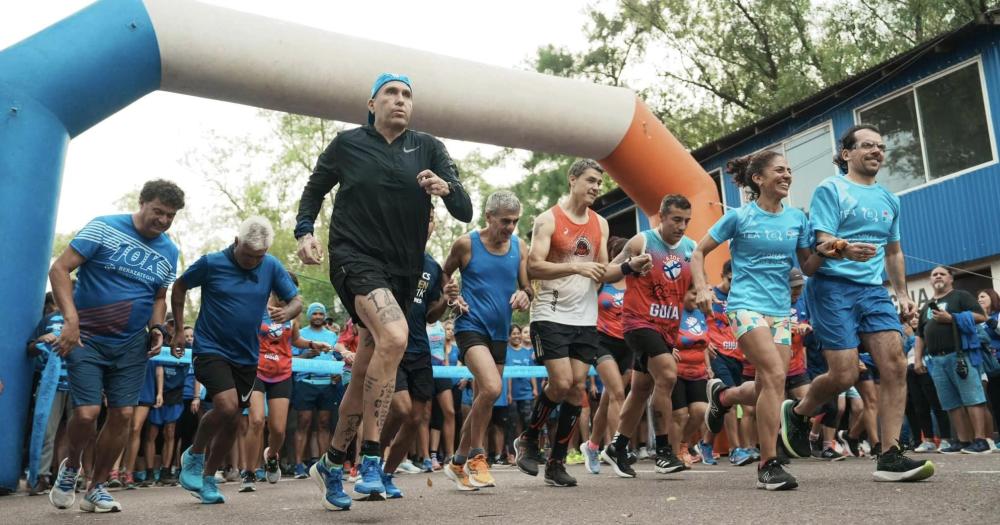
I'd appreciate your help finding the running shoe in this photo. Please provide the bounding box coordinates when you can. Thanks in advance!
[626,447,639,465]
[156,467,174,487]
[600,443,636,478]
[514,436,541,476]
[106,470,122,489]
[422,458,434,472]
[779,399,812,458]
[354,456,386,497]
[198,475,226,504]
[309,461,352,510]
[938,441,966,454]
[465,454,496,487]
[80,483,122,512]
[494,455,512,467]
[397,458,423,475]
[961,438,992,454]
[756,458,798,491]
[180,447,205,492]
[294,463,308,479]
[124,471,137,490]
[565,449,585,465]
[580,443,601,474]
[139,469,155,488]
[76,469,87,492]
[775,442,791,465]
[687,442,702,464]
[873,446,935,482]
[729,447,753,466]
[346,465,360,483]
[987,438,997,451]
[816,447,847,461]
[223,466,240,483]
[747,447,761,462]
[544,459,577,487]
[699,441,718,465]
[263,447,281,484]
[239,470,257,492]
[705,379,730,434]
[913,441,937,453]
[49,458,79,509]
[382,472,403,498]
[678,443,694,468]
[443,461,479,491]
[637,446,651,461]
[836,430,852,456]
[431,455,442,471]
[654,445,688,474]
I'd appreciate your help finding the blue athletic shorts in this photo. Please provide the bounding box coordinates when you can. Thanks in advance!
[292,381,340,412]
[148,403,184,426]
[806,274,901,350]
[928,353,986,411]
[710,353,744,388]
[65,330,149,408]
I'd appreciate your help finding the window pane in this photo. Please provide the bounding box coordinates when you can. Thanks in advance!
[916,64,993,178]
[859,93,926,193]
[785,126,835,211]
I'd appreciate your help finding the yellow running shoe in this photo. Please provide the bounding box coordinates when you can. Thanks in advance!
[465,454,496,488]
[443,461,479,491]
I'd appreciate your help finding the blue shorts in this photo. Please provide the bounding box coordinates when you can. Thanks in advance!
[65,331,149,408]
[710,353,745,388]
[292,381,340,412]
[148,403,184,426]
[928,353,986,411]
[806,274,902,351]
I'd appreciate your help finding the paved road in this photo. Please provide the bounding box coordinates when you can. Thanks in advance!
[5,453,998,524]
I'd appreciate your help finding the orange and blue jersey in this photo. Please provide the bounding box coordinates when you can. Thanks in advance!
[257,315,293,383]
[622,230,695,344]
[597,282,625,340]
[677,308,709,380]
[707,286,741,360]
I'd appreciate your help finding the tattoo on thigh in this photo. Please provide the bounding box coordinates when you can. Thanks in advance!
[366,289,405,326]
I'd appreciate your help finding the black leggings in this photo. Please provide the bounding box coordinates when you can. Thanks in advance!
[176,400,201,457]
[906,365,951,440]
[987,371,1000,433]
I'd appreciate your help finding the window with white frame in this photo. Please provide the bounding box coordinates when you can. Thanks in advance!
[857,59,995,193]
[733,123,837,211]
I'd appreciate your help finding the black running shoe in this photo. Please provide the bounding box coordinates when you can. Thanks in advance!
[544,460,577,487]
[873,446,935,482]
[654,446,688,474]
[600,443,636,478]
[705,379,730,434]
[514,436,541,477]
[779,399,811,459]
[816,448,846,461]
[756,458,798,491]
[775,442,791,465]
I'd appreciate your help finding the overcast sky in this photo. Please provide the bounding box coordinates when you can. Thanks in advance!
[2,1,592,233]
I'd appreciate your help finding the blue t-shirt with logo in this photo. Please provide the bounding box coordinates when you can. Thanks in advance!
[69,214,179,345]
[505,345,535,401]
[182,250,298,366]
[406,254,444,355]
[296,326,340,383]
[709,202,811,317]
[162,361,187,393]
[809,175,901,286]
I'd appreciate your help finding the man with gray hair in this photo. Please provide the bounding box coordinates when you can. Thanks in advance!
[171,216,302,504]
[442,190,531,490]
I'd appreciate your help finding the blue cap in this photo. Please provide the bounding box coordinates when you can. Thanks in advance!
[307,302,327,318]
[368,72,411,125]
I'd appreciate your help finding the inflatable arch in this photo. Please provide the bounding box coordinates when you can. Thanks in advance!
[0,0,723,489]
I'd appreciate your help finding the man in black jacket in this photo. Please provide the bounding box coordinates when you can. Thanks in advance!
[295,73,472,509]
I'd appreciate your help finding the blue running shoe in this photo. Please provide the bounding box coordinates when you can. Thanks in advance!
[180,447,205,492]
[255,468,266,481]
[198,475,225,504]
[730,447,753,466]
[80,483,121,513]
[382,472,403,498]
[580,442,600,474]
[355,456,386,497]
[422,458,433,473]
[700,441,718,465]
[747,447,761,462]
[294,463,308,479]
[310,461,352,510]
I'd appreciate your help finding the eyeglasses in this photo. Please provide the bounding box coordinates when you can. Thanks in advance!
[852,141,887,152]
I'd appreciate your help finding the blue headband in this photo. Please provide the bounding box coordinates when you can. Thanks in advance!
[368,72,412,125]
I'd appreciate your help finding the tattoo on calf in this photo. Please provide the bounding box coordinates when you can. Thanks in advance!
[337,413,363,450]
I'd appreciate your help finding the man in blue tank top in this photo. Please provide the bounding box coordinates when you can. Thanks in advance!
[442,191,531,491]
[47,180,184,513]
[780,125,934,483]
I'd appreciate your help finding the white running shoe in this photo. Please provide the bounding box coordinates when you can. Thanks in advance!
[913,441,937,453]
[637,446,651,461]
[262,447,282,484]
[79,484,121,513]
[49,458,79,509]
[397,458,423,475]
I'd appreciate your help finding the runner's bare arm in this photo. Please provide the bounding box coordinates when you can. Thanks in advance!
[49,247,86,355]
[169,278,190,358]
[294,139,343,263]
[601,229,651,282]
[885,241,915,319]
[691,233,721,315]
[426,273,450,323]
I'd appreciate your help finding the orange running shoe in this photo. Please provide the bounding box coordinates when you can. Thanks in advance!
[465,454,496,487]
[678,442,694,468]
[443,461,479,491]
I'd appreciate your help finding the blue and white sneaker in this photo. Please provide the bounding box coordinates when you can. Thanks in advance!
[80,483,121,513]
[294,463,309,479]
[382,471,403,498]
[747,447,761,462]
[421,458,433,473]
[179,447,205,492]
[699,441,718,465]
[580,442,601,474]
[729,447,753,466]
[198,475,225,504]
[355,456,386,498]
[49,458,79,509]
[309,461,352,510]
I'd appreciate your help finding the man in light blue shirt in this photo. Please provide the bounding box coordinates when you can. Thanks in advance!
[780,125,933,483]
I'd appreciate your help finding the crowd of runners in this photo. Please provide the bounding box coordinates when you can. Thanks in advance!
[17,72,1000,513]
